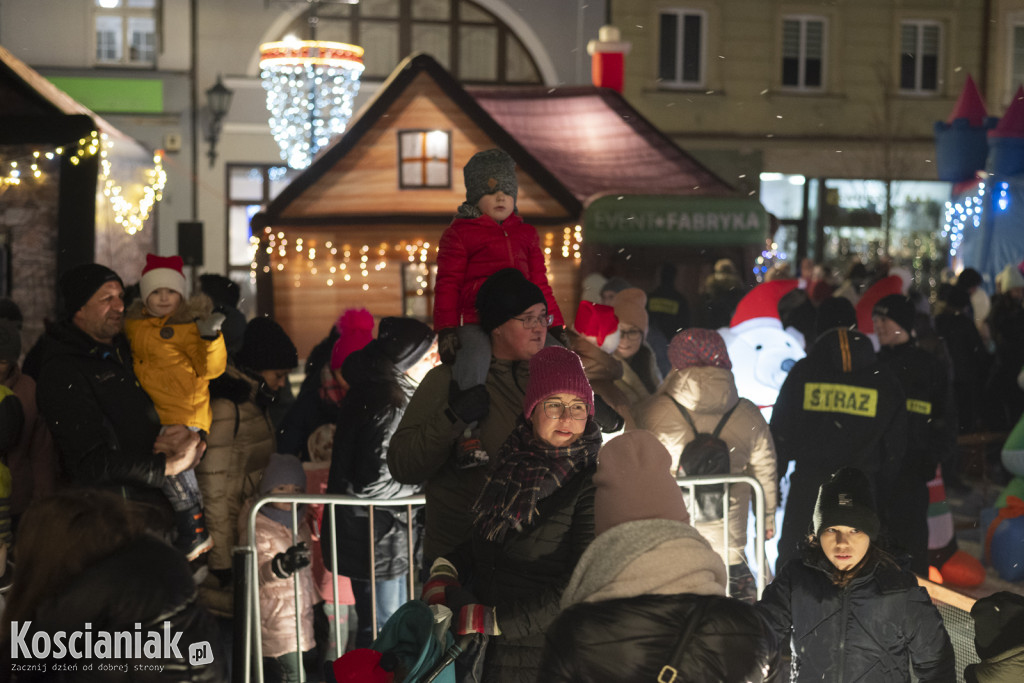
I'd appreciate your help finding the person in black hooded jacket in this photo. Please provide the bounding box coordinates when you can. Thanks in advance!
[770,327,907,570]
[538,430,779,683]
[321,316,437,648]
[757,467,954,683]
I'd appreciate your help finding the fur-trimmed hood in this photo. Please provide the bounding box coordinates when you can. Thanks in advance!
[126,292,214,324]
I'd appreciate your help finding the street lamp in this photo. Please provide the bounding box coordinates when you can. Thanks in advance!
[205,75,233,168]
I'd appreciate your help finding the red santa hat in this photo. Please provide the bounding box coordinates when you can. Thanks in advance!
[572,300,620,353]
[140,253,187,302]
[855,275,904,334]
[729,279,799,332]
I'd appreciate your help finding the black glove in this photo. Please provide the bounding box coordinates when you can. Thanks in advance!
[271,542,311,578]
[592,394,625,433]
[548,325,569,348]
[447,384,490,425]
[438,327,461,365]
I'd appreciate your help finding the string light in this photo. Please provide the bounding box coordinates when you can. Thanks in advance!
[1,130,166,235]
[259,40,365,169]
[943,181,985,257]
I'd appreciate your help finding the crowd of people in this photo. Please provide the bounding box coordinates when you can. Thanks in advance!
[0,146,1022,682]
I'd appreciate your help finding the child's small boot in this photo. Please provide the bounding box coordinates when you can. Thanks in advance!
[455,426,489,469]
[176,505,214,562]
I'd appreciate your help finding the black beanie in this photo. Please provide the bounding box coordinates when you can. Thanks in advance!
[236,316,298,371]
[872,294,915,336]
[377,317,436,371]
[815,296,857,340]
[813,467,880,540]
[59,264,124,320]
[475,268,546,333]
[970,591,1024,660]
[199,273,241,309]
[464,148,518,207]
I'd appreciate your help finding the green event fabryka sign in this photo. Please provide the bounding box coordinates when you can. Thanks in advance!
[583,194,768,247]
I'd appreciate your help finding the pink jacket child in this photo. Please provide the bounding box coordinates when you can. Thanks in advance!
[252,453,317,667]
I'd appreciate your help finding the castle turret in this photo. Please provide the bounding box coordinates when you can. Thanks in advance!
[934,75,997,181]
[988,86,1024,177]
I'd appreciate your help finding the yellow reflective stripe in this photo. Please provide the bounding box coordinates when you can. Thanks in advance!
[906,398,932,415]
[838,328,852,372]
[648,298,679,315]
[803,382,879,417]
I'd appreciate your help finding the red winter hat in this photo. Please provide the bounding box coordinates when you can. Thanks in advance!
[668,328,732,371]
[573,300,620,351]
[140,253,186,302]
[729,279,798,330]
[330,308,375,370]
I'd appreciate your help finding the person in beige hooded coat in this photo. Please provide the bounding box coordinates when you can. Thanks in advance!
[639,328,778,602]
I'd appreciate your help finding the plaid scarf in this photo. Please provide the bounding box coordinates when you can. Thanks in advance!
[472,416,601,542]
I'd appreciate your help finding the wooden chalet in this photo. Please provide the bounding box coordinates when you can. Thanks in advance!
[255,53,761,357]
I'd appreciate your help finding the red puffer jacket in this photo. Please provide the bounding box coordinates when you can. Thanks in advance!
[433,213,564,330]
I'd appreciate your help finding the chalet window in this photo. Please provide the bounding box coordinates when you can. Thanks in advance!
[94,0,157,67]
[781,16,825,90]
[900,21,941,93]
[658,9,705,88]
[226,164,300,269]
[398,130,452,188]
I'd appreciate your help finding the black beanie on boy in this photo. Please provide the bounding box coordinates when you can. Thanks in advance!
[812,467,880,540]
[475,268,546,334]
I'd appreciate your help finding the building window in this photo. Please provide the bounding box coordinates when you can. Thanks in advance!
[781,16,825,90]
[94,0,157,66]
[279,0,541,84]
[900,21,941,93]
[1011,23,1024,95]
[398,130,451,188]
[226,165,301,269]
[658,9,705,87]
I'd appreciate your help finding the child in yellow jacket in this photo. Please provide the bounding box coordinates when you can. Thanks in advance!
[124,253,228,560]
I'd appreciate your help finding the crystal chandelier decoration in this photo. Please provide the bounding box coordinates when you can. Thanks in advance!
[259,39,364,169]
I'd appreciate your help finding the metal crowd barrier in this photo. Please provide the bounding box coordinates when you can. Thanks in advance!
[236,480,769,682]
[238,493,426,683]
[675,473,769,599]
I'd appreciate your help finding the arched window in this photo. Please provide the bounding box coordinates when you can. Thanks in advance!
[276,0,542,84]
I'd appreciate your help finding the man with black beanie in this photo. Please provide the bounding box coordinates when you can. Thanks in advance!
[34,263,203,531]
[389,269,549,565]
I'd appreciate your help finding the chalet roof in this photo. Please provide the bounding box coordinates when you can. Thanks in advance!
[468,85,736,201]
[0,43,148,153]
[262,53,736,223]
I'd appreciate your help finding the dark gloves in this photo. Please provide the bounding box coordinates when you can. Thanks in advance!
[422,558,460,606]
[438,327,461,365]
[444,585,500,635]
[195,312,226,340]
[447,384,490,425]
[548,325,569,348]
[592,394,625,433]
[271,542,311,579]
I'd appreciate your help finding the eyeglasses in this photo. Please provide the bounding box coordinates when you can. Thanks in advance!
[512,313,553,330]
[542,401,589,420]
[620,328,643,340]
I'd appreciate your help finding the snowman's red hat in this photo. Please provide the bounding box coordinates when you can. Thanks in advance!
[729,279,799,332]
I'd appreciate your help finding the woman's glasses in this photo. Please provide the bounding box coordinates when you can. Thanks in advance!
[512,313,554,329]
[619,327,643,340]
[542,401,589,420]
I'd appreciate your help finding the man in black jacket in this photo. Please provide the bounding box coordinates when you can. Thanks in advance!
[35,264,202,527]
[770,326,908,570]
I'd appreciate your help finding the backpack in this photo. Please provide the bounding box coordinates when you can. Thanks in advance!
[670,398,738,523]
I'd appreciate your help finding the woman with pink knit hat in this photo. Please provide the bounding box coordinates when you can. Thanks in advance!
[421,345,601,683]
[639,327,778,603]
[538,430,780,682]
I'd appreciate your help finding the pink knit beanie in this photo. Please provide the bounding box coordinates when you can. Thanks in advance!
[330,308,375,371]
[667,328,732,371]
[593,431,690,536]
[523,346,594,420]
